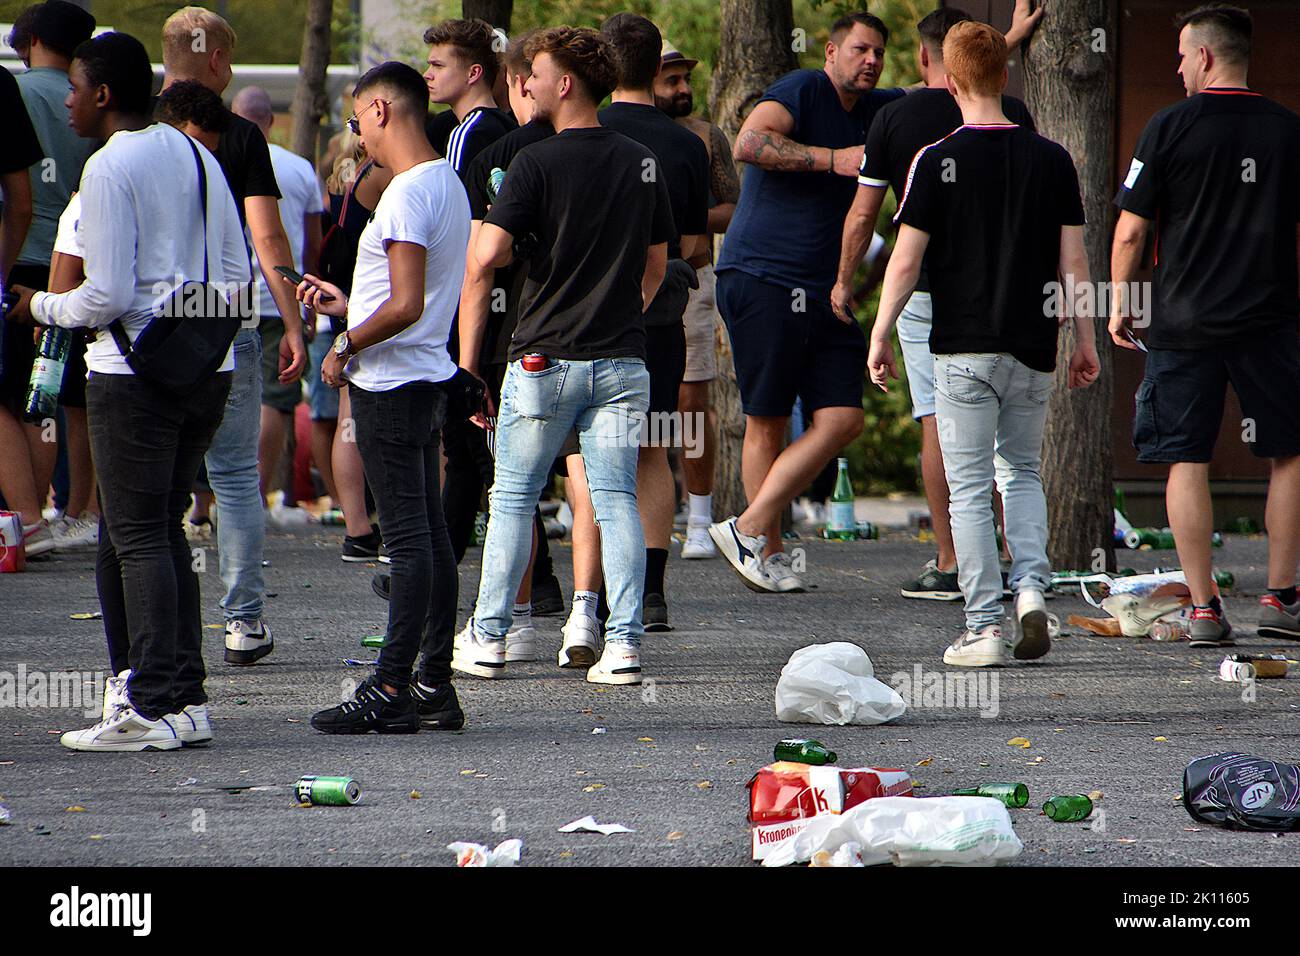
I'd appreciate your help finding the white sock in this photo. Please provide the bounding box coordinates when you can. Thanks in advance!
[572,591,598,620]
[688,493,712,524]
[512,602,532,626]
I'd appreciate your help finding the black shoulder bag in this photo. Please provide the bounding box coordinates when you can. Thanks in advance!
[109,132,246,394]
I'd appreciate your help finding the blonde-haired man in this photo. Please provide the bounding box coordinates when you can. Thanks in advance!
[867,20,1099,668]
[161,5,307,667]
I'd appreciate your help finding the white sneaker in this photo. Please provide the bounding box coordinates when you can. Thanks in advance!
[267,502,311,530]
[225,618,274,666]
[586,641,642,685]
[169,703,213,746]
[942,624,1008,668]
[681,520,717,559]
[102,669,131,722]
[709,517,778,593]
[21,520,55,558]
[506,618,539,662]
[52,513,99,550]
[764,552,805,593]
[1013,589,1051,660]
[60,707,183,752]
[451,623,506,679]
[559,614,600,669]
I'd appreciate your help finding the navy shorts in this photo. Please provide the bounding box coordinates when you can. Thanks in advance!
[1134,328,1300,463]
[715,270,866,417]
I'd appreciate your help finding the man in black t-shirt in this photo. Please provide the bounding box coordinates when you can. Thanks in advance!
[422,19,517,177]
[836,6,1038,604]
[452,27,672,688]
[1111,4,1300,646]
[160,6,304,667]
[869,21,1099,669]
[592,13,709,633]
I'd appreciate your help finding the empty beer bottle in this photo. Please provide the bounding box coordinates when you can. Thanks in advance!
[1043,794,1093,822]
[774,738,837,765]
[23,326,71,423]
[825,458,856,540]
[952,782,1029,808]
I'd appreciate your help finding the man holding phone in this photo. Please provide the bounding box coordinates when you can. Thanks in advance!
[294,61,471,734]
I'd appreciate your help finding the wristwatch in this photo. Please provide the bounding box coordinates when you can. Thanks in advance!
[332,331,352,357]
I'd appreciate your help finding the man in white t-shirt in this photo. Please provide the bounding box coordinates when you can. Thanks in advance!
[230,86,327,518]
[294,62,471,735]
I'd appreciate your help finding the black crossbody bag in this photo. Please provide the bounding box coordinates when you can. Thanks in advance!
[109,132,246,394]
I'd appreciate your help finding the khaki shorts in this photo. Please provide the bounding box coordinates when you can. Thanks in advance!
[682,263,719,383]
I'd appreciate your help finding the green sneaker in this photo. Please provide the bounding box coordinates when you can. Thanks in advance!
[901,559,962,601]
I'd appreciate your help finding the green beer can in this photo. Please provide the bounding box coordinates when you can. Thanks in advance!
[296,775,361,806]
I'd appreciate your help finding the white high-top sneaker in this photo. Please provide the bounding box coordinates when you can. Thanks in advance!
[559,613,600,669]
[586,641,642,685]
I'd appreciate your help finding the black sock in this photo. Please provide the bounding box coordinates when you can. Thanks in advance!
[645,548,668,597]
[1270,586,1298,606]
[1196,596,1224,616]
[596,584,610,624]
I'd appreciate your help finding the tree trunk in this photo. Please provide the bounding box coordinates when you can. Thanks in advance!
[1021,0,1117,571]
[707,0,797,520]
[290,0,333,161]
[463,0,512,31]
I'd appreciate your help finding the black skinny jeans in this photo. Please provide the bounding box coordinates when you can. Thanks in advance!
[349,381,457,688]
[88,371,231,720]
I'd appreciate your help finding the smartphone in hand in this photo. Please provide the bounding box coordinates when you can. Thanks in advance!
[274,265,335,302]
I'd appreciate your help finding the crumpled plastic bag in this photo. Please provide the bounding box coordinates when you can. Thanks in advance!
[763,796,1023,868]
[775,642,906,726]
[447,838,523,867]
[1081,571,1194,637]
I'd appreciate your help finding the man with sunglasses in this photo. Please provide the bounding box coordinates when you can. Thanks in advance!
[296,62,472,734]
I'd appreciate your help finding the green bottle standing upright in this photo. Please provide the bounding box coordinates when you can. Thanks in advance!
[952,782,1029,808]
[1043,794,1093,822]
[774,738,837,765]
[826,458,856,540]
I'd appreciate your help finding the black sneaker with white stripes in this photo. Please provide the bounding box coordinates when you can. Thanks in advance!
[411,680,465,731]
[309,674,419,734]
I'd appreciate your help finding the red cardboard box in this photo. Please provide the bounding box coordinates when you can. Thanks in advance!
[747,761,913,860]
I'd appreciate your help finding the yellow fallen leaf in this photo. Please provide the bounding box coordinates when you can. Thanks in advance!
[1153,736,1168,742]
[460,769,476,775]
[583,784,605,793]
[1088,790,1104,802]
[1007,737,1031,749]
[978,762,990,767]
[666,831,685,840]
[66,805,86,812]
[559,850,573,858]
[638,737,654,743]
[409,791,421,800]
[697,780,712,789]
[915,757,933,767]
[88,834,103,840]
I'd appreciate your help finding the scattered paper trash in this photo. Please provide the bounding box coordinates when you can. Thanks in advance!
[774,642,906,726]
[591,728,606,735]
[748,761,912,861]
[559,815,634,835]
[0,805,11,825]
[69,611,102,621]
[762,796,1023,868]
[448,838,523,867]
[1183,752,1300,831]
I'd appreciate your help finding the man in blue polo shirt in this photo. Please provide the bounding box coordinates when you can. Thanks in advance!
[710,12,904,594]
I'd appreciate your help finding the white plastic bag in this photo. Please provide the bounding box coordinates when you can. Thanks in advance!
[774,642,906,726]
[447,838,522,867]
[763,796,1023,868]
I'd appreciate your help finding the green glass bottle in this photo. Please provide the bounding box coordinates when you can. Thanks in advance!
[952,782,1029,808]
[774,738,837,765]
[361,633,387,649]
[1043,794,1093,822]
[825,458,856,540]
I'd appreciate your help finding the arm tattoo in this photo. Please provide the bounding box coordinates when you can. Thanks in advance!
[735,127,821,172]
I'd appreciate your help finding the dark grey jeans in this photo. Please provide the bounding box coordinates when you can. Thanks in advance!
[87,371,231,719]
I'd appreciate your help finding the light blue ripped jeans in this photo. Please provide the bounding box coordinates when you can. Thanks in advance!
[473,357,650,645]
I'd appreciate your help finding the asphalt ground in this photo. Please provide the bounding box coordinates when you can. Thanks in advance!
[1,522,1296,867]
